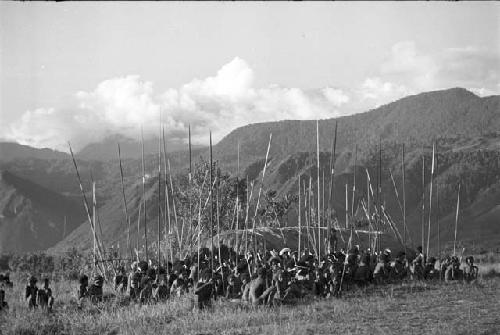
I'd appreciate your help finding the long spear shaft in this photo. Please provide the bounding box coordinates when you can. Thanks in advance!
[402,143,407,255]
[252,133,272,261]
[426,142,435,257]
[93,182,97,266]
[168,160,180,256]
[209,131,214,272]
[188,124,192,258]
[118,144,132,259]
[327,121,338,252]
[378,138,382,254]
[436,150,440,259]
[298,174,301,256]
[162,127,173,267]
[316,121,321,257]
[196,170,209,281]
[453,183,461,256]
[352,145,357,218]
[157,114,162,266]
[141,127,148,261]
[421,153,425,252]
[235,141,240,263]
[136,198,141,259]
[68,144,105,274]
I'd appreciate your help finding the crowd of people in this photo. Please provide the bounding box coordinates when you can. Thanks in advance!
[0,241,480,313]
[76,243,479,310]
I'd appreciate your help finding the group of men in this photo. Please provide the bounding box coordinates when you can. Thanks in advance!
[0,243,480,313]
[76,243,479,310]
[0,273,54,312]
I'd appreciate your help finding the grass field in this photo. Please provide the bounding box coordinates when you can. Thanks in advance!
[1,273,499,335]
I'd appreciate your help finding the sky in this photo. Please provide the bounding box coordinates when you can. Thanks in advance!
[1,2,499,151]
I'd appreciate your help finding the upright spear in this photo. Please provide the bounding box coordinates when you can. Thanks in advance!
[157,115,162,266]
[453,183,461,256]
[235,141,240,263]
[402,143,407,255]
[378,137,382,254]
[426,142,435,257]
[436,151,440,259]
[209,131,214,272]
[345,183,349,238]
[421,152,426,252]
[118,143,131,259]
[298,174,301,257]
[141,127,148,261]
[188,124,193,258]
[316,121,321,257]
[162,127,173,267]
[252,133,273,258]
[327,121,338,252]
[352,145,357,218]
[68,143,104,273]
[92,181,97,266]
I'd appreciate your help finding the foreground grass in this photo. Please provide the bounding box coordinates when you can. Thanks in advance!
[1,276,499,335]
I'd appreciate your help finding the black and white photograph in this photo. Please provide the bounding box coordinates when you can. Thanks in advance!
[0,2,499,334]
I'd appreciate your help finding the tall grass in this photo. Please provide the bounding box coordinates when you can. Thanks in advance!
[1,274,499,335]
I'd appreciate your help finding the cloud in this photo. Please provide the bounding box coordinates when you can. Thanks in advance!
[4,45,498,151]
[372,41,499,96]
[4,58,349,151]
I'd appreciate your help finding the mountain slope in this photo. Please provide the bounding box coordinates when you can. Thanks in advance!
[0,142,69,163]
[0,171,86,253]
[3,88,498,255]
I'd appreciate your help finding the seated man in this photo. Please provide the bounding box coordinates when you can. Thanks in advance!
[249,267,275,306]
[412,246,425,280]
[194,269,213,310]
[88,274,104,303]
[114,266,128,293]
[463,256,478,282]
[25,276,38,309]
[225,273,243,299]
[37,278,54,312]
[393,252,408,280]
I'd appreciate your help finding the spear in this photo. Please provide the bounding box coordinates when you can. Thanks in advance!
[377,137,382,254]
[453,183,461,256]
[402,143,407,255]
[316,120,321,257]
[421,152,426,253]
[68,143,105,274]
[93,181,97,266]
[157,113,162,266]
[118,144,132,259]
[136,197,141,260]
[426,142,435,257]
[141,127,148,261]
[345,183,349,240]
[209,131,214,272]
[303,179,311,253]
[252,133,272,261]
[298,174,301,257]
[351,145,357,219]
[327,121,338,253]
[188,124,193,258]
[168,159,180,256]
[196,170,209,281]
[235,141,240,264]
[436,151,440,259]
[162,127,173,267]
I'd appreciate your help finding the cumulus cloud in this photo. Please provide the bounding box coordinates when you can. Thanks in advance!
[369,41,499,99]
[4,45,498,151]
[4,58,349,151]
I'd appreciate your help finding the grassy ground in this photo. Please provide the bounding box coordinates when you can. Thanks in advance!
[1,274,499,335]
